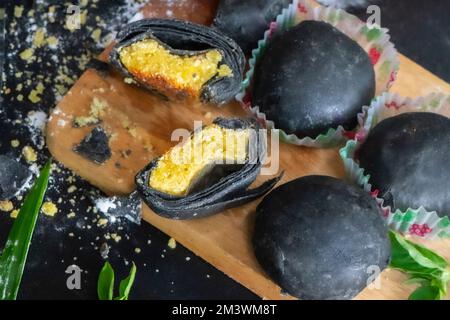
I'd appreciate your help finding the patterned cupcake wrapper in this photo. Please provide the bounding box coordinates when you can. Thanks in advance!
[340,92,450,239]
[235,0,399,148]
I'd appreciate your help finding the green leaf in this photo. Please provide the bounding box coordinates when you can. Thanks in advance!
[404,276,431,287]
[409,285,441,300]
[408,242,448,270]
[117,262,136,300]
[389,231,446,274]
[389,231,450,300]
[97,262,137,300]
[97,262,115,300]
[0,161,52,300]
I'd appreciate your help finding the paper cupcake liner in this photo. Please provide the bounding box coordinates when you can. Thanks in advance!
[340,92,450,239]
[236,0,399,148]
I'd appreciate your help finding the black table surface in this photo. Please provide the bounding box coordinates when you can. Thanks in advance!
[0,0,449,300]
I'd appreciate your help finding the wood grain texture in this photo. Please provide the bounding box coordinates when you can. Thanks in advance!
[46,0,450,300]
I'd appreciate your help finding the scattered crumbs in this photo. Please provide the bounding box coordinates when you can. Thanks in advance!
[134,247,141,254]
[47,36,59,47]
[167,238,177,250]
[91,28,102,42]
[67,185,77,193]
[120,149,132,159]
[92,87,105,93]
[14,5,24,18]
[144,142,154,152]
[68,232,75,237]
[11,139,20,148]
[111,233,122,243]
[10,210,19,219]
[124,77,135,84]
[128,127,138,138]
[204,112,212,119]
[41,201,58,217]
[48,5,56,22]
[73,97,108,127]
[33,28,46,48]
[20,48,35,62]
[22,146,38,163]
[17,94,24,101]
[28,82,45,103]
[121,116,140,138]
[0,200,14,212]
[97,218,108,227]
[67,212,76,219]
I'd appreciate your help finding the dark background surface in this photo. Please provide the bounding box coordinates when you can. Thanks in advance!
[0,0,449,300]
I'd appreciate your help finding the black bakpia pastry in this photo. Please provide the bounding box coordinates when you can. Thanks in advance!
[358,112,450,217]
[109,19,245,104]
[213,0,291,54]
[136,118,282,219]
[252,20,375,139]
[253,175,390,300]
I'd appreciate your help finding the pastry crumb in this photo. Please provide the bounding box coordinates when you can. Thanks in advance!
[28,82,45,103]
[167,238,177,249]
[22,146,38,163]
[97,218,108,227]
[0,200,14,212]
[41,201,58,217]
[11,139,20,148]
[111,233,122,243]
[20,48,35,62]
[73,97,108,127]
[10,209,20,219]
[14,5,24,18]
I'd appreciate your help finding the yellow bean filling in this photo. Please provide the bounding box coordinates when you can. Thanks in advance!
[149,124,250,196]
[118,38,233,97]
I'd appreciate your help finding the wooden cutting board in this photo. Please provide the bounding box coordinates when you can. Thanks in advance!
[46,0,450,300]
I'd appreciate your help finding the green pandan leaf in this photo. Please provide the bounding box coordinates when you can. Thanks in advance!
[117,262,136,300]
[409,285,441,300]
[0,161,52,300]
[98,262,137,300]
[98,262,115,300]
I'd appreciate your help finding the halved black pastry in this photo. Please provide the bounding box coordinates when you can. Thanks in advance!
[109,19,245,104]
[135,118,282,219]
